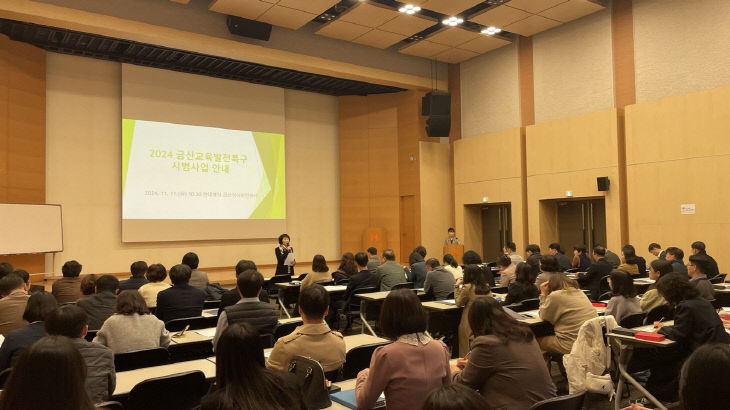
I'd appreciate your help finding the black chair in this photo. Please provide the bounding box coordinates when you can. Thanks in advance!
[520,298,540,311]
[529,390,586,410]
[710,273,727,284]
[168,340,213,363]
[445,291,455,299]
[619,312,647,328]
[341,341,391,380]
[338,279,350,285]
[503,302,527,312]
[711,299,722,310]
[165,316,217,332]
[645,304,673,325]
[599,275,611,294]
[203,300,221,309]
[344,286,379,330]
[85,329,98,342]
[264,274,292,300]
[565,268,579,273]
[28,284,45,294]
[0,368,11,389]
[260,333,275,348]
[273,321,301,341]
[127,370,208,410]
[490,286,508,294]
[391,282,414,290]
[114,347,170,372]
[96,402,124,410]
[713,291,730,308]
[598,291,612,301]
[296,273,308,281]
[316,280,335,286]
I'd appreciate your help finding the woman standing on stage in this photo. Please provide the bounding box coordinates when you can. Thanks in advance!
[275,233,296,276]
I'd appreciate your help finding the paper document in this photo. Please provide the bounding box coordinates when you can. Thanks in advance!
[195,328,217,337]
[284,251,295,266]
[439,299,456,305]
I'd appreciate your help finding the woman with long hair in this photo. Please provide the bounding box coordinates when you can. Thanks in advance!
[0,335,96,410]
[618,244,647,276]
[454,264,492,357]
[443,253,463,280]
[640,258,672,312]
[605,269,641,323]
[201,322,304,410]
[503,262,539,305]
[332,252,357,284]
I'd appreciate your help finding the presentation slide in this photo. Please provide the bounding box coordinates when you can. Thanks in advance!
[122,119,285,220]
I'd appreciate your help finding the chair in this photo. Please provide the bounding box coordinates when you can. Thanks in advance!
[619,312,647,328]
[503,302,527,312]
[710,273,727,284]
[490,286,508,294]
[342,341,392,380]
[316,280,334,286]
[264,274,292,300]
[645,304,673,325]
[165,316,217,332]
[126,370,208,410]
[598,291,612,301]
[114,347,170,372]
[28,284,45,293]
[445,291,455,299]
[344,286,378,330]
[529,390,586,410]
[713,291,730,308]
[599,275,611,294]
[85,329,98,342]
[273,320,300,340]
[168,340,213,363]
[0,368,11,389]
[391,282,414,290]
[296,273,308,281]
[565,268,579,273]
[96,401,124,410]
[203,300,221,309]
[260,333,275,348]
[520,298,540,311]
[338,279,349,285]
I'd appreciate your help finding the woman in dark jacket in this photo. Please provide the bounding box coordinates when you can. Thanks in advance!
[504,263,539,306]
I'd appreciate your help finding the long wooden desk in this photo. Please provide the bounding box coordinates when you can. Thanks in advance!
[275,282,348,318]
[358,289,426,336]
[169,317,304,345]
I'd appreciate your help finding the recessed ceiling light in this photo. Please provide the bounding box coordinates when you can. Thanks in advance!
[442,16,464,26]
[398,4,422,15]
[481,26,502,35]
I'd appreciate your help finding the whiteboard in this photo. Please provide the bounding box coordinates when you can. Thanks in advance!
[0,203,63,255]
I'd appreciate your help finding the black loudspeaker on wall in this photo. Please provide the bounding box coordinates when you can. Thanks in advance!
[597,177,610,191]
[422,91,451,137]
[226,15,272,41]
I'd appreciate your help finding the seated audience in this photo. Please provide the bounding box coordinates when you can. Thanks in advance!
[0,292,57,370]
[0,336,96,410]
[452,297,555,409]
[267,284,345,373]
[679,343,730,410]
[525,244,542,280]
[503,241,524,265]
[201,323,305,410]
[155,263,207,322]
[577,246,613,301]
[327,252,379,328]
[79,274,96,299]
[137,263,170,308]
[94,290,170,353]
[463,250,495,287]
[422,384,492,410]
[367,247,381,274]
[648,242,665,259]
[407,246,427,288]
[118,260,149,291]
[603,247,621,268]
[0,262,14,279]
[443,253,463,280]
[51,260,83,304]
[628,273,730,402]
[618,244,647,276]
[640,259,673,312]
[77,274,119,330]
[376,249,407,291]
[665,246,688,275]
[300,254,332,288]
[548,243,571,272]
[572,245,592,271]
[496,255,516,287]
[425,258,456,300]
[687,254,715,300]
[534,255,561,288]
[504,262,540,305]
[213,269,278,350]
[455,265,492,357]
[537,274,597,355]
[690,241,719,279]
[11,269,30,291]
[356,289,451,410]
[218,260,268,315]
[45,305,115,404]
[0,273,30,335]
[182,251,209,290]
[332,252,357,284]
[605,269,641,323]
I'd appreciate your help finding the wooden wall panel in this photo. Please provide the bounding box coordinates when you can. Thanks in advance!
[612,0,636,108]
[518,36,535,127]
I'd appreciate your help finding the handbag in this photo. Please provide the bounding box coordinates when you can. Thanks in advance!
[288,355,331,409]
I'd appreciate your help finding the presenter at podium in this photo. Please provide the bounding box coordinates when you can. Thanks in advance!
[444,227,461,245]
[275,233,296,276]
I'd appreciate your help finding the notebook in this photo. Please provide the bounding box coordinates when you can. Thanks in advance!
[330,389,385,409]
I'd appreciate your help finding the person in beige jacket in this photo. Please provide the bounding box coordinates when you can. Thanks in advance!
[266,284,345,373]
[300,254,333,289]
[537,273,597,355]
[455,265,492,357]
[640,259,673,313]
[0,274,30,336]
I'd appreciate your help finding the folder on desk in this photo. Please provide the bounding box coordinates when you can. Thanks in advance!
[330,389,385,409]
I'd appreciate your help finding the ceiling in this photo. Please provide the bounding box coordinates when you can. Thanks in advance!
[196,0,606,64]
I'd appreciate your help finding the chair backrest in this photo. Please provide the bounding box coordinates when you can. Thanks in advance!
[619,312,647,328]
[296,273,308,281]
[203,300,221,309]
[260,333,275,348]
[85,329,98,342]
[127,370,208,410]
[710,274,726,284]
[520,298,540,310]
[391,282,414,290]
[645,304,673,324]
[165,316,217,332]
[96,401,124,410]
[316,280,334,286]
[565,268,579,273]
[114,347,170,372]
[267,275,292,285]
[529,390,586,410]
[348,286,379,311]
[713,291,730,308]
[599,275,611,293]
[342,341,391,380]
[490,286,508,294]
[0,368,11,389]
[168,340,213,363]
[28,284,45,294]
[503,302,526,312]
[338,279,350,285]
[273,321,300,341]
[598,291,612,301]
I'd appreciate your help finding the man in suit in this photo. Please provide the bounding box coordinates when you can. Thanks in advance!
[376,249,407,291]
[648,243,666,260]
[155,264,207,323]
[0,274,30,335]
[665,247,688,276]
[603,248,621,268]
[525,244,542,281]
[367,247,381,275]
[690,241,720,279]
[327,252,380,329]
[424,258,455,300]
[218,259,269,316]
[548,243,572,272]
[77,275,119,330]
[118,260,149,291]
[444,227,460,245]
[577,246,613,301]
[182,252,209,290]
[213,269,278,350]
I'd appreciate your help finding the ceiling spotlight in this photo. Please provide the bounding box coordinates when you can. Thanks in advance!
[481,26,502,35]
[398,4,422,15]
[442,16,464,26]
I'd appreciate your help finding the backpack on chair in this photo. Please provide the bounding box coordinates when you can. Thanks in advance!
[288,355,331,409]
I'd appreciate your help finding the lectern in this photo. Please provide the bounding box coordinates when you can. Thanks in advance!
[443,244,464,264]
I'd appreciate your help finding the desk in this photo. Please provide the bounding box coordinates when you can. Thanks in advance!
[113,358,216,397]
[275,283,348,318]
[169,317,304,345]
[607,322,676,410]
[262,334,390,357]
[358,289,426,336]
[422,301,462,358]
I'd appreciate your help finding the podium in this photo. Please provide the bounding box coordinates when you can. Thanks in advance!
[443,244,464,264]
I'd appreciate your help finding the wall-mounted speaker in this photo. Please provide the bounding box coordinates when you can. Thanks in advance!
[422,91,451,137]
[226,15,272,41]
[597,177,610,191]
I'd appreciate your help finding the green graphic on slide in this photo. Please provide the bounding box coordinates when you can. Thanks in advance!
[121,119,136,195]
[250,132,286,219]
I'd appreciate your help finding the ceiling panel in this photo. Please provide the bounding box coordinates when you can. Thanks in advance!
[339,2,401,28]
[427,27,481,47]
[540,0,605,22]
[504,14,562,36]
[469,5,532,28]
[435,47,479,64]
[378,13,436,37]
[209,0,273,20]
[276,0,338,15]
[258,5,316,30]
[507,0,570,14]
[315,20,372,42]
[352,29,407,49]
[457,35,511,54]
[399,40,450,59]
[421,0,485,16]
